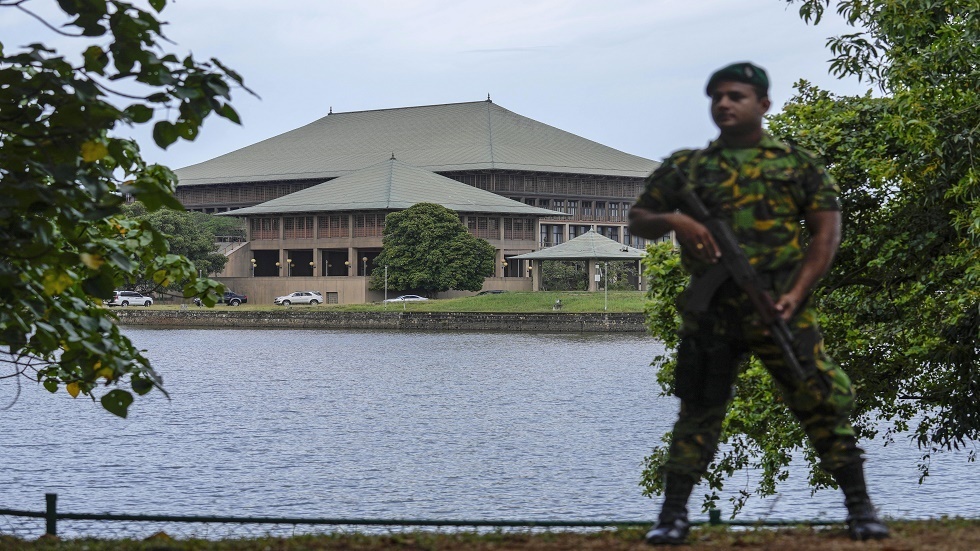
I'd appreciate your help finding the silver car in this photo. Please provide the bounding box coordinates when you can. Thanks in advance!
[105,290,153,307]
[383,295,428,303]
[274,291,321,305]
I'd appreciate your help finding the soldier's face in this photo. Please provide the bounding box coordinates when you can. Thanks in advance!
[709,81,771,136]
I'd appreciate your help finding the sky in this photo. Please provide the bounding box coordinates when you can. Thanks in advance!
[3,0,873,171]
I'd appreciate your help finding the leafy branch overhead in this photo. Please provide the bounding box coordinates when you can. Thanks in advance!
[0,0,253,416]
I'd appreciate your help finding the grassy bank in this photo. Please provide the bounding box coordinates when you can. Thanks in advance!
[3,520,979,550]
[147,291,648,314]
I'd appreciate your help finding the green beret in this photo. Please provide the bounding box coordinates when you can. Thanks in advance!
[705,62,769,96]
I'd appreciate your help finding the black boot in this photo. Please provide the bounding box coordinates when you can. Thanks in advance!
[832,463,890,541]
[645,473,695,546]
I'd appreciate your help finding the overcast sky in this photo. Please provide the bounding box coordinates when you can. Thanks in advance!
[4,0,871,171]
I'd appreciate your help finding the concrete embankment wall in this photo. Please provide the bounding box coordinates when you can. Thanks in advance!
[114,310,648,333]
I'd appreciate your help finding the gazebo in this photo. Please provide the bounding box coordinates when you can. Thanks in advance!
[511,229,647,291]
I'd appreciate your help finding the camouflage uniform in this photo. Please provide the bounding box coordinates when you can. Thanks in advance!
[634,133,865,481]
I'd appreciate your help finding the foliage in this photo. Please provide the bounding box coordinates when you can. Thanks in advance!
[0,0,249,416]
[193,211,246,241]
[540,260,640,292]
[371,203,496,294]
[606,260,642,291]
[121,205,229,280]
[640,0,979,514]
[540,261,588,291]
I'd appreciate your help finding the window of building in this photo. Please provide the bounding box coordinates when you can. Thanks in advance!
[609,202,620,222]
[283,216,314,239]
[566,200,578,218]
[353,213,385,237]
[595,202,606,220]
[551,225,564,246]
[318,214,349,238]
[250,217,280,240]
[504,218,534,240]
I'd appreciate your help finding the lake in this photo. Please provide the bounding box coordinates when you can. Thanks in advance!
[0,328,974,538]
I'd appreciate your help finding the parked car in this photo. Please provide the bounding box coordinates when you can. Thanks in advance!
[383,295,429,303]
[105,290,153,307]
[221,291,248,306]
[274,291,321,305]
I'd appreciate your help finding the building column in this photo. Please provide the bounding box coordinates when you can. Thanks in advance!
[587,259,598,292]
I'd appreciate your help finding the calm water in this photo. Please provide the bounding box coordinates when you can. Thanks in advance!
[0,328,975,535]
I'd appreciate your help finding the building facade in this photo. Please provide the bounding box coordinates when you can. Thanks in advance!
[176,99,660,250]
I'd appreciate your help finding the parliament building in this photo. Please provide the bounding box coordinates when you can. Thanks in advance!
[174,99,659,303]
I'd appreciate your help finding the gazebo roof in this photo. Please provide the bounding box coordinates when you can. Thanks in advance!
[220,157,568,217]
[511,230,646,260]
[176,100,659,186]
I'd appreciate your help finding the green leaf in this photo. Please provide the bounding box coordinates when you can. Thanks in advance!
[217,103,241,125]
[81,270,117,299]
[132,375,155,396]
[152,120,179,148]
[101,389,134,418]
[124,104,154,123]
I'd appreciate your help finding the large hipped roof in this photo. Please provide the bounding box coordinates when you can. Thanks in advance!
[177,100,659,186]
[511,230,645,260]
[221,158,568,217]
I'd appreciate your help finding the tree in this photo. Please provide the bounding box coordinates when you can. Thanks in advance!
[540,261,589,291]
[0,0,250,417]
[122,205,229,281]
[640,0,979,515]
[370,203,496,294]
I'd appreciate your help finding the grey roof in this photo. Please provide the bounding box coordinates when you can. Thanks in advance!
[511,230,645,260]
[176,100,659,186]
[220,158,569,217]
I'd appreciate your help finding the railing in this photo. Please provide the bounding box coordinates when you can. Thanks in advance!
[0,493,847,541]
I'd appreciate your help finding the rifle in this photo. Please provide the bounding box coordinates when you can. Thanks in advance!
[672,166,811,387]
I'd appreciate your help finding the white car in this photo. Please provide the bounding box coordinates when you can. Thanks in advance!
[274,291,321,305]
[105,290,153,307]
[383,295,429,303]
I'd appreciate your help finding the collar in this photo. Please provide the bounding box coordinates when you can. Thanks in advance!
[703,132,792,154]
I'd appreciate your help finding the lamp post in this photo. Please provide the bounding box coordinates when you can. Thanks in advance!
[309,261,315,276]
[344,260,350,275]
[501,259,508,277]
[362,256,368,277]
[286,257,293,277]
[250,258,256,277]
[275,261,281,275]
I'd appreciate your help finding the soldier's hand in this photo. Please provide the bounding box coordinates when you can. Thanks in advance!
[673,215,721,263]
[774,291,803,321]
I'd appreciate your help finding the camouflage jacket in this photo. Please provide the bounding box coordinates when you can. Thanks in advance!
[634,133,840,276]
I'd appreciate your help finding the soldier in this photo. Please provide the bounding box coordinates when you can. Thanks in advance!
[628,62,889,545]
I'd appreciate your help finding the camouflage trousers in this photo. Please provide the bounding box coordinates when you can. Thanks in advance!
[664,279,864,480]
